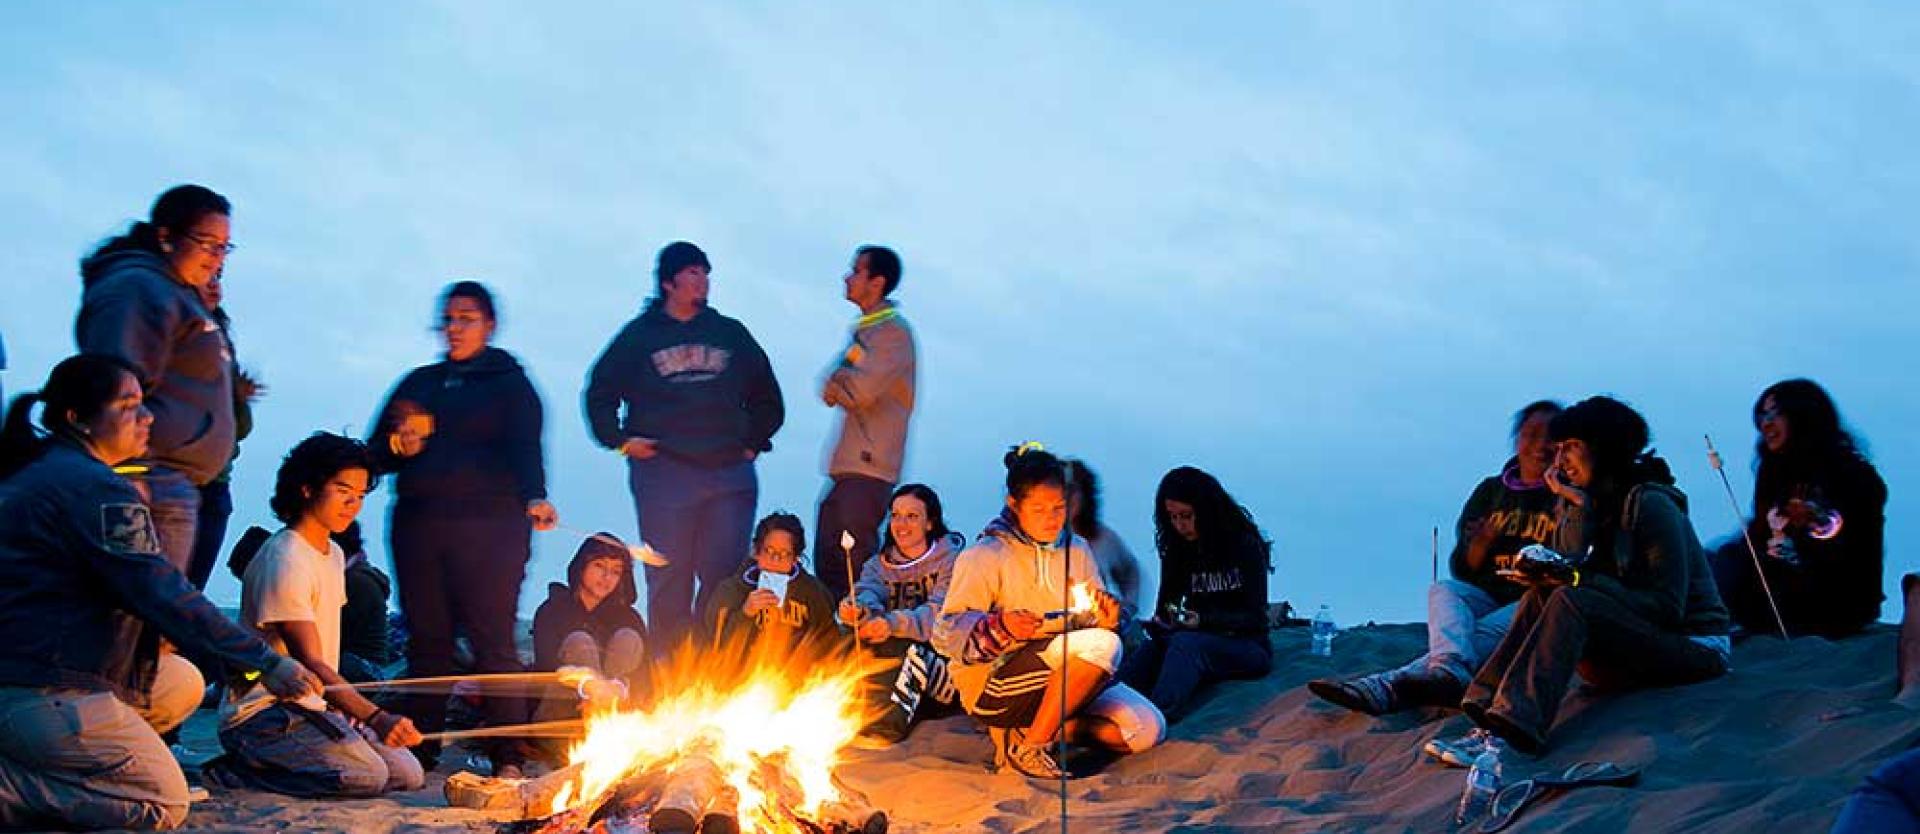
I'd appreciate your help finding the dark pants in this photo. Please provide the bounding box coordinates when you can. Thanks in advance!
[186,480,233,591]
[629,456,758,651]
[128,466,201,575]
[1833,748,1920,834]
[1709,540,1875,639]
[861,638,958,741]
[814,475,893,603]
[1118,629,1271,719]
[1462,585,1727,752]
[390,506,531,766]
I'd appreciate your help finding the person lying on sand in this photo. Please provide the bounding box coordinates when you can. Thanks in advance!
[207,433,425,797]
[1117,466,1274,721]
[935,445,1165,779]
[1311,401,1561,716]
[1436,397,1732,756]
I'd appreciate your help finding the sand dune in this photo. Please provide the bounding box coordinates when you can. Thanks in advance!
[162,623,1907,833]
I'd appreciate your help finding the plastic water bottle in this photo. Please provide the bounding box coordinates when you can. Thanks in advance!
[1310,605,1335,657]
[1454,739,1505,828]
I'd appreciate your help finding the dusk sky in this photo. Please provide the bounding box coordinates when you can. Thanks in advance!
[2,3,1913,626]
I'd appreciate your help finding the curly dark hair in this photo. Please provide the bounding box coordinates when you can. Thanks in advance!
[270,432,377,525]
[1153,466,1272,573]
[753,511,808,563]
[1752,378,1871,514]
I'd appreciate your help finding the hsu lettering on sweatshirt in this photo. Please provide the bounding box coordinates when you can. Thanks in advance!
[651,344,733,381]
[1189,568,1245,595]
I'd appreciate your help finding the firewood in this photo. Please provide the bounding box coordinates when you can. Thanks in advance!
[650,754,727,834]
[700,782,741,834]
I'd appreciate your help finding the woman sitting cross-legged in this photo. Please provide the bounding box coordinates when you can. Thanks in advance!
[934,445,1166,779]
[838,483,966,747]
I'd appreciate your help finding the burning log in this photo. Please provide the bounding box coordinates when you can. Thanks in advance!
[448,763,585,818]
[818,778,887,834]
[700,782,742,834]
[649,754,729,834]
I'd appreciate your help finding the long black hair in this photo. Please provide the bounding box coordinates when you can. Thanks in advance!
[83,184,231,265]
[1153,466,1272,573]
[269,433,378,525]
[1752,378,1870,512]
[1066,459,1103,540]
[879,483,951,555]
[1548,396,1674,527]
[0,354,142,479]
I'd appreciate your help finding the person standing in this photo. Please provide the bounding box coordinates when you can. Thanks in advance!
[185,268,264,591]
[814,245,916,604]
[369,281,557,776]
[584,241,785,649]
[75,184,238,573]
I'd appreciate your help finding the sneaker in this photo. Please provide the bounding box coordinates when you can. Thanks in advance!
[1423,728,1493,768]
[1307,673,1398,716]
[1004,742,1066,779]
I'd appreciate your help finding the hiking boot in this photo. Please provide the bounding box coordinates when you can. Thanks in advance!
[1423,727,1493,768]
[1004,742,1066,779]
[1308,672,1399,716]
[1392,665,1468,709]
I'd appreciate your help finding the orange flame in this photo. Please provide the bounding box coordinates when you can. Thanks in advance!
[1070,581,1096,615]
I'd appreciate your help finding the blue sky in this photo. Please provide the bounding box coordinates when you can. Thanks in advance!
[1,3,1913,625]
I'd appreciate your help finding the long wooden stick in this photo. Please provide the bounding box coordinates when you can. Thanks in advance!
[418,719,586,743]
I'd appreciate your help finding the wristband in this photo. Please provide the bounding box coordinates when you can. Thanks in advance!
[365,707,388,726]
[1570,569,1581,588]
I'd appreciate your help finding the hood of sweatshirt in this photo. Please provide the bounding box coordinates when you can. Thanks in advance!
[561,533,640,610]
[436,345,525,379]
[882,531,966,570]
[979,508,1080,594]
[81,248,178,289]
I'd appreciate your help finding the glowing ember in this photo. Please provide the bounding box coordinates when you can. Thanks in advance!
[547,642,875,833]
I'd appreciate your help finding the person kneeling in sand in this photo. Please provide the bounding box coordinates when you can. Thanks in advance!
[529,534,649,762]
[1432,397,1731,757]
[935,446,1166,779]
[209,433,426,797]
[703,512,840,656]
[839,484,965,747]
[1311,401,1561,716]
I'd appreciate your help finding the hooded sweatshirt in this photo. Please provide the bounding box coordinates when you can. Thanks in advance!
[1450,457,1561,604]
[703,560,837,653]
[1153,531,1272,640]
[822,303,916,483]
[530,537,648,672]
[850,531,964,643]
[75,248,235,485]
[1745,451,1887,632]
[369,346,547,516]
[934,511,1109,712]
[584,302,785,468]
[1552,482,1730,639]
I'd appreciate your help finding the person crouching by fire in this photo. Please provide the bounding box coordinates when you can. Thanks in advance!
[703,512,839,657]
[935,445,1166,779]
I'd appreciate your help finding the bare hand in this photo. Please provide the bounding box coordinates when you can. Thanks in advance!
[1545,468,1587,506]
[1092,590,1123,631]
[526,500,558,532]
[744,589,780,616]
[857,617,891,644]
[620,437,658,459]
[372,712,424,748]
[1002,609,1044,641]
[838,599,866,625]
[1783,498,1825,530]
[261,657,323,701]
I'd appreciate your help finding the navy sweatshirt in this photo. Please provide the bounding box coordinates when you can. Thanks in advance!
[1155,531,1273,641]
[369,347,547,515]
[583,302,784,468]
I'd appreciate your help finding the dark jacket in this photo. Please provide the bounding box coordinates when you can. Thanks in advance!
[1554,482,1730,637]
[1747,452,1888,633]
[369,347,547,516]
[530,539,648,672]
[0,442,279,704]
[341,552,393,665]
[1450,458,1560,604]
[703,561,837,654]
[75,249,235,485]
[1155,531,1272,641]
[584,302,785,468]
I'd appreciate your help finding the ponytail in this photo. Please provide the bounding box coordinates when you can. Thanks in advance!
[0,393,45,480]
[0,355,142,480]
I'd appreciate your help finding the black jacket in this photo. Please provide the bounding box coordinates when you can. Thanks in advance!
[1155,531,1272,641]
[584,302,784,468]
[0,442,279,704]
[341,553,393,664]
[75,249,235,485]
[370,347,547,515]
[530,542,648,672]
[1747,452,1888,633]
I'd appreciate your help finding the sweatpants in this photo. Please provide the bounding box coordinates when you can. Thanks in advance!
[1461,584,1728,752]
[1118,629,1271,718]
[1833,748,1920,834]
[813,475,893,603]
[214,704,423,797]
[390,505,531,766]
[628,456,757,650]
[860,638,958,741]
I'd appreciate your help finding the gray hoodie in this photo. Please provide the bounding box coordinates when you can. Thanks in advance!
[75,249,234,485]
[822,303,915,483]
[850,531,964,643]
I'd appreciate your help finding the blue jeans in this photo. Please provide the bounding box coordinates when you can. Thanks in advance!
[629,455,758,650]
[1118,630,1272,718]
[128,466,200,575]
[216,703,422,798]
[1390,580,1516,677]
[186,480,233,591]
[1833,748,1920,833]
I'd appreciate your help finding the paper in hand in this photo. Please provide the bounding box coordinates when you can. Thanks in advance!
[755,569,792,605]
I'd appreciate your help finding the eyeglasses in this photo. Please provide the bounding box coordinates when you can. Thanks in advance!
[759,549,801,560]
[184,233,237,256]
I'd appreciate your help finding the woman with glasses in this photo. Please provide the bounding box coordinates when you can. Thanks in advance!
[368,281,558,777]
[702,511,838,654]
[75,184,240,574]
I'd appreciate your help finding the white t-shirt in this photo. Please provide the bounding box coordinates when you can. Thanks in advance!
[223,528,345,726]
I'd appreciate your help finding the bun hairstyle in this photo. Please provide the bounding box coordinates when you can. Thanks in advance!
[1004,442,1068,501]
[0,354,142,479]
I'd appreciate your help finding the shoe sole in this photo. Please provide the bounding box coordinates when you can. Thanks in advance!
[1307,680,1388,717]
